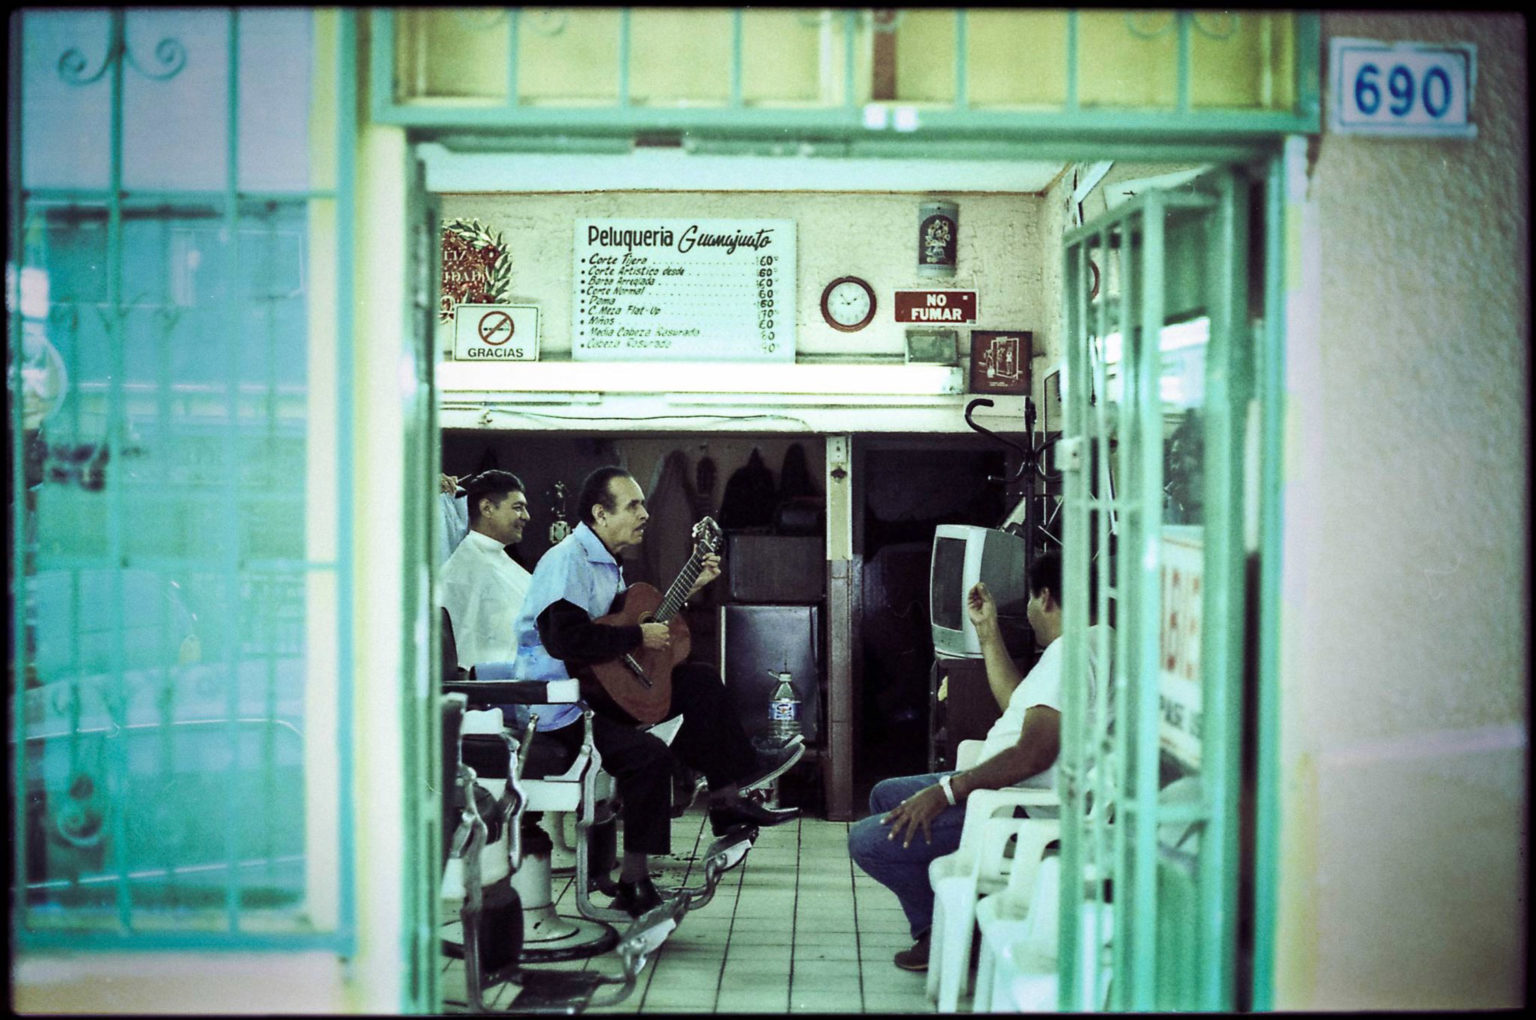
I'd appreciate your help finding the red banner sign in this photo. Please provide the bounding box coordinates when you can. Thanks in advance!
[894,290,976,323]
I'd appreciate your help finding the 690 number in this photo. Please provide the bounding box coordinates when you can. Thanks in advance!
[1353,61,1454,119]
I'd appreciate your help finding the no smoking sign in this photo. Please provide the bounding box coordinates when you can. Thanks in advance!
[453,303,539,361]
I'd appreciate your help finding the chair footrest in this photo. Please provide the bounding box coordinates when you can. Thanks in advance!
[507,968,609,1012]
[519,916,620,963]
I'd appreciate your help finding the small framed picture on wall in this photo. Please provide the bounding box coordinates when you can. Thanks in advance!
[968,329,1032,395]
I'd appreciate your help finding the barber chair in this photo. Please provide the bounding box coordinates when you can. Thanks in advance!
[459,678,759,931]
[439,611,757,947]
[441,608,625,957]
[442,691,682,1012]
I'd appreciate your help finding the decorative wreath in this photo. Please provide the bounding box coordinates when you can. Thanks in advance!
[440,218,513,322]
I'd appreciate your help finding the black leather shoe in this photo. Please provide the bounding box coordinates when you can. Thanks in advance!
[611,877,662,918]
[739,736,805,793]
[894,931,931,972]
[709,797,800,836]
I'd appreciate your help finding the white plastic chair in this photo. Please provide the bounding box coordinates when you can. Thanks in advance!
[925,770,1060,1013]
[972,820,1061,1008]
[984,774,1164,1012]
[973,772,1117,1010]
[954,737,988,771]
[989,856,1115,1013]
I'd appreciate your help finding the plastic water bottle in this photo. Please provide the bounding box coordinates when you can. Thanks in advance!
[767,670,801,745]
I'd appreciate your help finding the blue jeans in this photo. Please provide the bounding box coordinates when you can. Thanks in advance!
[848,772,966,939]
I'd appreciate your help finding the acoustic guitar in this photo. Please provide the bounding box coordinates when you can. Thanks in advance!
[582,517,724,724]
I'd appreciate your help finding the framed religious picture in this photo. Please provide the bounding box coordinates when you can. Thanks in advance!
[968,329,1032,395]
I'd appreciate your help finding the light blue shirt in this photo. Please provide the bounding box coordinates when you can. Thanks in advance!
[509,522,627,731]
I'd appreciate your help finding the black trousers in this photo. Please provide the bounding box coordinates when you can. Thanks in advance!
[546,662,756,856]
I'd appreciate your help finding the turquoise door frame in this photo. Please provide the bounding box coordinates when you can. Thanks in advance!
[402,153,445,1012]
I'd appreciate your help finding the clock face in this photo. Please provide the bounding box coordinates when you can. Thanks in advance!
[821,276,876,332]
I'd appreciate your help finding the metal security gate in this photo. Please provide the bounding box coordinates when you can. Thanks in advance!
[1058,167,1255,1010]
[8,8,356,949]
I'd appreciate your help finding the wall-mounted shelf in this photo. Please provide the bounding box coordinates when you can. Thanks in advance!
[438,359,962,396]
[437,360,1034,433]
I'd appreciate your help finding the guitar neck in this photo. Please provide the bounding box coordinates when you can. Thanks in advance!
[655,552,705,623]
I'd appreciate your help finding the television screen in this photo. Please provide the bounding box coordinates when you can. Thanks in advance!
[930,535,968,633]
[929,524,1031,659]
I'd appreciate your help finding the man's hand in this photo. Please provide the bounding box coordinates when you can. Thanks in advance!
[881,783,951,848]
[439,473,459,495]
[686,553,722,598]
[640,622,672,651]
[966,581,999,638]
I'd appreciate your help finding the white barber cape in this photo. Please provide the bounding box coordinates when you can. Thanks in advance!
[440,528,532,669]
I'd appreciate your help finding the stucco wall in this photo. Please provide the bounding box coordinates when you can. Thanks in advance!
[1276,11,1528,1009]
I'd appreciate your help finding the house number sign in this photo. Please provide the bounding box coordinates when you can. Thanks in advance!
[1329,38,1476,138]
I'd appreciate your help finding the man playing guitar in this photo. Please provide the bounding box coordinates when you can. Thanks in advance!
[510,465,802,918]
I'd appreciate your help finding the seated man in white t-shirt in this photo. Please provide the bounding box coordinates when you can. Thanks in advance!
[847,550,1112,973]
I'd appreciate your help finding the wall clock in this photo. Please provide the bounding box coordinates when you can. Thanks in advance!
[820,276,877,333]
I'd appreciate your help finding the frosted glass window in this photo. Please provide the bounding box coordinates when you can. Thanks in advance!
[119,9,229,190]
[394,7,510,103]
[1077,11,1179,109]
[516,8,622,105]
[237,10,312,192]
[1188,12,1298,111]
[21,9,114,191]
[967,10,1070,108]
[894,9,957,105]
[22,10,311,193]
[740,9,831,106]
[630,8,733,105]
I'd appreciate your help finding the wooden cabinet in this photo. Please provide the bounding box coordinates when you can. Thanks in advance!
[928,656,1003,771]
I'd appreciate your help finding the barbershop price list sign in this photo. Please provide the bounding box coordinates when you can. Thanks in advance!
[573,218,795,362]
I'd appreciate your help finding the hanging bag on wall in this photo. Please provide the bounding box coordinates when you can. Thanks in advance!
[718,448,777,531]
[641,448,700,590]
[775,442,825,536]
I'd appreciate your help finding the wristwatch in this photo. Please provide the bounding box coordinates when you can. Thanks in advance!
[939,773,958,806]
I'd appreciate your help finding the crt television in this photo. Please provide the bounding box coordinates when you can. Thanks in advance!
[929,524,1032,659]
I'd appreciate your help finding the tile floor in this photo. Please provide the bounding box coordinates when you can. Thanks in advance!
[442,804,954,1014]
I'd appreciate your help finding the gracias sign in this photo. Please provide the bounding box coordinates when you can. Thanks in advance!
[894,290,976,323]
[453,304,540,361]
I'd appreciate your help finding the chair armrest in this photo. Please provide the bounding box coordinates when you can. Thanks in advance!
[929,786,1062,886]
[967,786,1060,821]
[447,664,581,705]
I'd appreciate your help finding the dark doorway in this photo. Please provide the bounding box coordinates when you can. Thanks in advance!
[851,438,1014,804]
